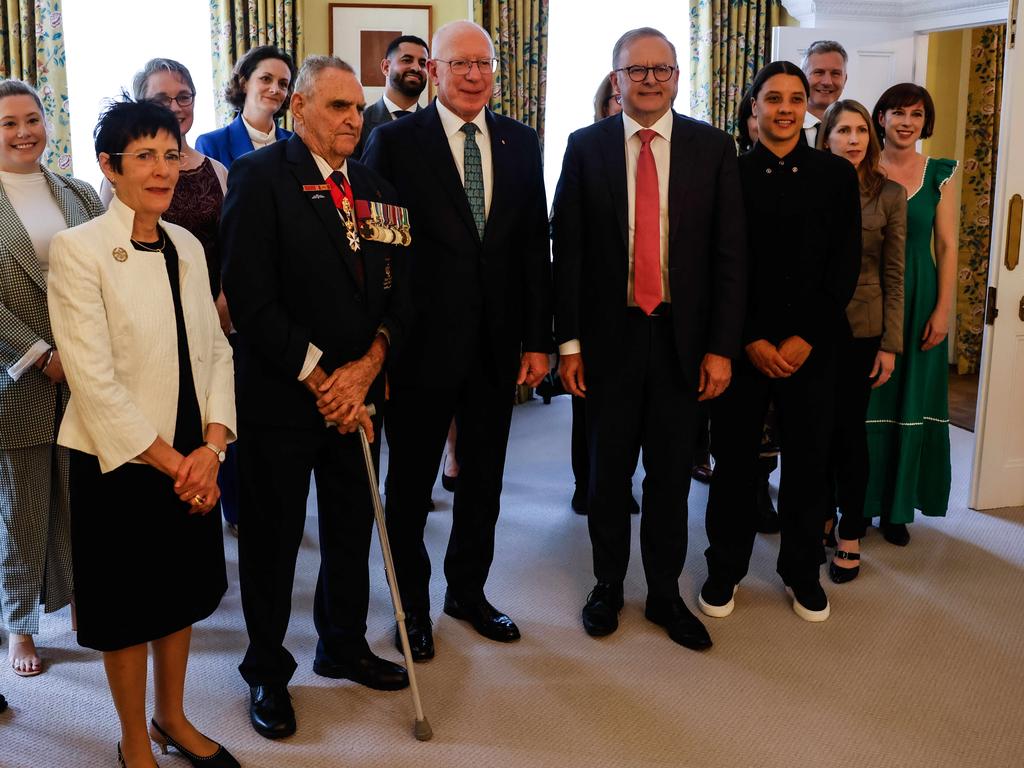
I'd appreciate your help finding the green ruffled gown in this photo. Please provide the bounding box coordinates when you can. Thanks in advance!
[864,157,958,524]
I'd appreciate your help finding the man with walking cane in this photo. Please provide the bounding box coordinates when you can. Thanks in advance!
[221,54,415,741]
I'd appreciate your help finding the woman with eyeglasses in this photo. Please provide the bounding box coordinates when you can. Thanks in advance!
[0,79,104,678]
[593,74,622,121]
[195,45,295,169]
[47,98,237,768]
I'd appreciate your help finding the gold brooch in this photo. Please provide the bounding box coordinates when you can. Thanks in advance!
[112,247,128,262]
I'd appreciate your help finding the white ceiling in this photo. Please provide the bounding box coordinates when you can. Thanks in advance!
[782,0,1008,31]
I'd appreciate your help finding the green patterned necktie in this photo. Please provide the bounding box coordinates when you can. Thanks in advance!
[460,122,486,238]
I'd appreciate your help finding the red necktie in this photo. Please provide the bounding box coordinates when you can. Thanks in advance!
[634,128,662,315]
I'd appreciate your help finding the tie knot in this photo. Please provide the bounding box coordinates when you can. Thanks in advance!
[461,122,478,138]
[329,170,347,188]
[393,110,412,118]
[638,128,657,147]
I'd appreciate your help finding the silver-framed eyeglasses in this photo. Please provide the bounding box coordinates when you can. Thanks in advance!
[615,65,677,82]
[434,58,498,76]
[147,93,195,108]
[110,150,184,166]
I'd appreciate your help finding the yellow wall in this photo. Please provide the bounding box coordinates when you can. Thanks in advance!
[923,29,967,159]
[303,0,471,57]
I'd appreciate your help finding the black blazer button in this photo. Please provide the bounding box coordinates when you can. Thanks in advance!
[354,293,363,303]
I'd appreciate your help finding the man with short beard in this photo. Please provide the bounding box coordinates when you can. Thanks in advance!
[353,35,429,158]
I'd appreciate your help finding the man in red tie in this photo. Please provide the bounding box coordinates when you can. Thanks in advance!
[552,27,746,651]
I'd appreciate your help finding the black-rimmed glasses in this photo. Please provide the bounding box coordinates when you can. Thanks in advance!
[147,93,196,108]
[614,65,677,83]
[434,58,498,76]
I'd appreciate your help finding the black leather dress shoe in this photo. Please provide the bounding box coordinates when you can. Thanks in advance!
[249,684,296,740]
[582,582,624,637]
[880,521,910,546]
[313,651,409,690]
[645,598,713,651]
[443,592,521,642]
[396,613,435,661]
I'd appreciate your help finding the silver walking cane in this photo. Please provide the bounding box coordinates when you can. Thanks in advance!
[358,404,433,741]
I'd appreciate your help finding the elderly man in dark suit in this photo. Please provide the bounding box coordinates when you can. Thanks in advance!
[362,19,552,662]
[551,27,746,652]
[221,54,414,740]
[352,35,429,159]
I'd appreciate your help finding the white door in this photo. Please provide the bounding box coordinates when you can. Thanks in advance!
[971,13,1024,510]
[771,26,924,105]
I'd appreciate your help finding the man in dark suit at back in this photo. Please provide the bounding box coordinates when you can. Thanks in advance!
[551,27,746,651]
[221,54,414,741]
[352,34,429,159]
[362,19,552,662]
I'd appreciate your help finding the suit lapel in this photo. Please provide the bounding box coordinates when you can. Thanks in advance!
[667,114,695,246]
[599,115,628,249]
[418,104,480,242]
[43,168,91,229]
[0,175,47,290]
[284,135,364,290]
[483,110,510,243]
[227,117,255,164]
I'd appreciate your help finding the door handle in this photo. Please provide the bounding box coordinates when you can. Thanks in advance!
[1006,193,1022,270]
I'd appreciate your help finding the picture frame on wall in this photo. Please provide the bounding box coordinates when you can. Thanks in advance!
[328,3,433,108]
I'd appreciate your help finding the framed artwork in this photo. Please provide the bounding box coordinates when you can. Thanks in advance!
[328,3,433,107]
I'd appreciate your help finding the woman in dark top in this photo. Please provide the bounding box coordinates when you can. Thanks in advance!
[818,99,907,582]
[48,100,237,768]
[700,61,861,623]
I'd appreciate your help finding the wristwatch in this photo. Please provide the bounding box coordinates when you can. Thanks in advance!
[204,442,226,463]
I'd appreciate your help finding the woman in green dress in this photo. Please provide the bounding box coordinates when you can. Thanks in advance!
[864,83,958,545]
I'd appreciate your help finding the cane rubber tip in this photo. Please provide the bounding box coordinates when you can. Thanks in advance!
[414,718,433,741]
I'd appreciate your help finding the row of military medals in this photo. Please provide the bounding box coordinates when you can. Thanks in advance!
[356,200,412,247]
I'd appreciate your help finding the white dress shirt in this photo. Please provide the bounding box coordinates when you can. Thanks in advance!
[804,111,821,148]
[1,170,67,380]
[435,98,493,218]
[243,116,278,150]
[382,94,420,118]
[297,153,352,381]
[559,109,673,357]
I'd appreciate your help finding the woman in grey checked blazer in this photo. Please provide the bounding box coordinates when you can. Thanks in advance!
[0,79,104,676]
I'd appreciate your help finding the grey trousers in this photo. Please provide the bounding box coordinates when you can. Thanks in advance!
[0,442,73,634]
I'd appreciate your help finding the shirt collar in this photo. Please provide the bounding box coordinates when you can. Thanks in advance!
[803,111,821,130]
[310,151,349,181]
[622,109,674,144]
[751,138,806,168]
[436,98,488,140]
[107,192,165,236]
[242,116,276,143]
[382,93,418,116]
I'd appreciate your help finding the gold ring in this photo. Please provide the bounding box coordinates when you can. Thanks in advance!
[192,494,205,505]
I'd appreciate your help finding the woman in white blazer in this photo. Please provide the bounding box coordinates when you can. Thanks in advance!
[0,79,104,678]
[47,99,238,768]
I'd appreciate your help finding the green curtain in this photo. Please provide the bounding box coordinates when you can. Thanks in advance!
[956,24,1005,375]
[209,0,305,127]
[689,0,779,136]
[472,0,548,146]
[0,0,72,174]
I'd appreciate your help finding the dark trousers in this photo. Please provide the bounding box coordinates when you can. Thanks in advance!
[705,348,836,587]
[237,418,380,687]
[384,357,514,613]
[586,310,695,604]
[570,394,588,490]
[219,335,241,525]
[833,336,881,541]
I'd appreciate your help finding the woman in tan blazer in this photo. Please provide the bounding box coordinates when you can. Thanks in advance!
[818,99,907,583]
[48,99,237,768]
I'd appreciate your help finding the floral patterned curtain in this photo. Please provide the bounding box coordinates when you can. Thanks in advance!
[209,0,304,127]
[0,0,72,173]
[472,0,548,146]
[689,0,778,135]
[957,24,1005,375]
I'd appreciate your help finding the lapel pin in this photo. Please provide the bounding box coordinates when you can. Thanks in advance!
[112,247,128,262]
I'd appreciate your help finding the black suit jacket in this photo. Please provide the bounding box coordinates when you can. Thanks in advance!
[362,101,553,385]
[221,134,412,428]
[551,111,747,388]
[352,98,392,160]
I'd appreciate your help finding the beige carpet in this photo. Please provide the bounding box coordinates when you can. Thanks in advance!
[2,397,1023,768]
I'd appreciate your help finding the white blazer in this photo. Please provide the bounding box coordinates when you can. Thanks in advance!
[48,195,236,473]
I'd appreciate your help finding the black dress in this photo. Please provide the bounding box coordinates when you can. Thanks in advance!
[69,234,227,652]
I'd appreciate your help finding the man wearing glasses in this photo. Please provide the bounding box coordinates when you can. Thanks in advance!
[363,20,552,662]
[552,27,746,651]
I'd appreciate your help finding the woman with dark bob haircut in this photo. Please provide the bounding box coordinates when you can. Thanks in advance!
[48,98,237,767]
[863,82,956,547]
[196,45,296,168]
[592,74,622,122]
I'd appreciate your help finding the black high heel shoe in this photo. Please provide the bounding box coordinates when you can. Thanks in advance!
[829,549,861,583]
[149,719,240,768]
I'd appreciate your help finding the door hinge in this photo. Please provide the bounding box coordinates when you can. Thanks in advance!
[986,286,998,325]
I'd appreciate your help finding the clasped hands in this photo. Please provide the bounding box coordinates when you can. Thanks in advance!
[745,336,812,378]
[559,351,732,401]
[173,448,221,515]
[304,358,376,442]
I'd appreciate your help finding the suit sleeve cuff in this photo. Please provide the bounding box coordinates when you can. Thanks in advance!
[559,339,581,356]
[298,343,323,381]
